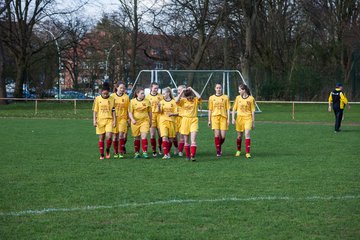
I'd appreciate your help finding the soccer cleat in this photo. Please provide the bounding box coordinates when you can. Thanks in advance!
[152,152,157,157]
[99,155,105,160]
[106,152,111,159]
[113,154,119,159]
[245,153,252,159]
[118,154,124,159]
[178,152,183,157]
[142,152,149,159]
[134,152,141,158]
[216,151,221,157]
[190,157,196,162]
[235,150,241,157]
[162,154,170,159]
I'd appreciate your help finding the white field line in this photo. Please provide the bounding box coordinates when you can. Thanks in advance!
[1,195,359,217]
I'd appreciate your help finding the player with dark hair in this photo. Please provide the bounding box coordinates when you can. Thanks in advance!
[111,81,130,158]
[232,84,255,159]
[92,82,116,160]
[176,86,202,161]
[174,85,186,156]
[328,83,350,133]
[208,83,230,157]
[129,88,152,158]
[146,82,164,157]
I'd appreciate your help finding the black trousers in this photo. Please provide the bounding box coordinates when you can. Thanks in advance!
[333,108,344,131]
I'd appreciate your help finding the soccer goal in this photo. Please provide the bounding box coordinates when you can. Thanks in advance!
[132,69,262,113]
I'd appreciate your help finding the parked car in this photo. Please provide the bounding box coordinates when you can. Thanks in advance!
[55,91,88,99]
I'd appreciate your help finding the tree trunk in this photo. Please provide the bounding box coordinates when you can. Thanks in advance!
[0,41,6,104]
[14,61,26,98]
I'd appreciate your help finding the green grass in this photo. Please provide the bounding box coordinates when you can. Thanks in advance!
[0,103,359,239]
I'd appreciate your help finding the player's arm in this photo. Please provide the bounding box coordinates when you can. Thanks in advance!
[208,96,212,127]
[175,89,185,102]
[128,110,136,124]
[188,87,201,99]
[111,108,116,127]
[340,92,350,110]
[92,111,97,127]
[92,100,98,127]
[251,99,256,129]
[328,94,333,112]
[231,98,237,125]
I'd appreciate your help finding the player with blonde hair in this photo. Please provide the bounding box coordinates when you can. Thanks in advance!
[92,82,116,160]
[232,84,256,158]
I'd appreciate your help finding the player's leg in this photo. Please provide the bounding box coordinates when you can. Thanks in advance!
[98,133,105,160]
[190,131,198,161]
[244,129,251,158]
[214,129,221,156]
[235,131,243,156]
[183,134,190,160]
[105,131,112,159]
[150,127,157,156]
[112,132,119,158]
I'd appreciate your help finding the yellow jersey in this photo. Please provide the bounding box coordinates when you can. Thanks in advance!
[111,92,130,120]
[145,93,164,113]
[178,97,201,118]
[129,98,151,121]
[208,94,230,118]
[232,95,255,117]
[159,99,178,122]
[92,95,115,119]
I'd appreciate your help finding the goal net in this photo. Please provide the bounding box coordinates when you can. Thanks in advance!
[132,70,262,113]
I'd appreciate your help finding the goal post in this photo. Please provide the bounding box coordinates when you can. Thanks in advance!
[132,69,262,113]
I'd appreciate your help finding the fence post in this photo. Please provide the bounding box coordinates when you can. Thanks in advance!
[35,100,38,115]
[292,102,295,120]
[74,99,77,114]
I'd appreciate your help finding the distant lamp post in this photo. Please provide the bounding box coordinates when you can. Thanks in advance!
[43,29,62,99]
[104,44,116,81]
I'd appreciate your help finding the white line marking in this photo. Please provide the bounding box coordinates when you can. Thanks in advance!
[1,195,359,216]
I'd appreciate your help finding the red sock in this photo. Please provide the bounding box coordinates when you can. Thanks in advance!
[98,141,104,155]
[142,139,148,152]
[150,138,156,152]
[113,140,119,154]
[106,139,112,153]
[245,139,251,153]
[178,142,185,153]
[190,145,197,158]
[162,140,169,155]
[119,139,125,154]
[134,139,140,153]
[237,138,242,151]
[184,145,190,158]
[215,137,220,152]
[173,138,178,148]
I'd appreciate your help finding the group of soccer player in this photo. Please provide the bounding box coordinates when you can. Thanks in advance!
[92,81,256,161]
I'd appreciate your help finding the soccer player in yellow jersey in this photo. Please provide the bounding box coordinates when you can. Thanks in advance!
[208,83,230,157]
[232,84,256,159]
[92,82,116,160]
[158,87,178,159]
[175,85,186,156]
[129,88,152,158]
[176,87,202,161]
[111,82,130,158]
[145,82,164,157]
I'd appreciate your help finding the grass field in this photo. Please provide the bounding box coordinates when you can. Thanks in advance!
[0,102,359,239]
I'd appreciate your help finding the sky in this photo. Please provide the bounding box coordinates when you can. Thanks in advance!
[62,0,160,22]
